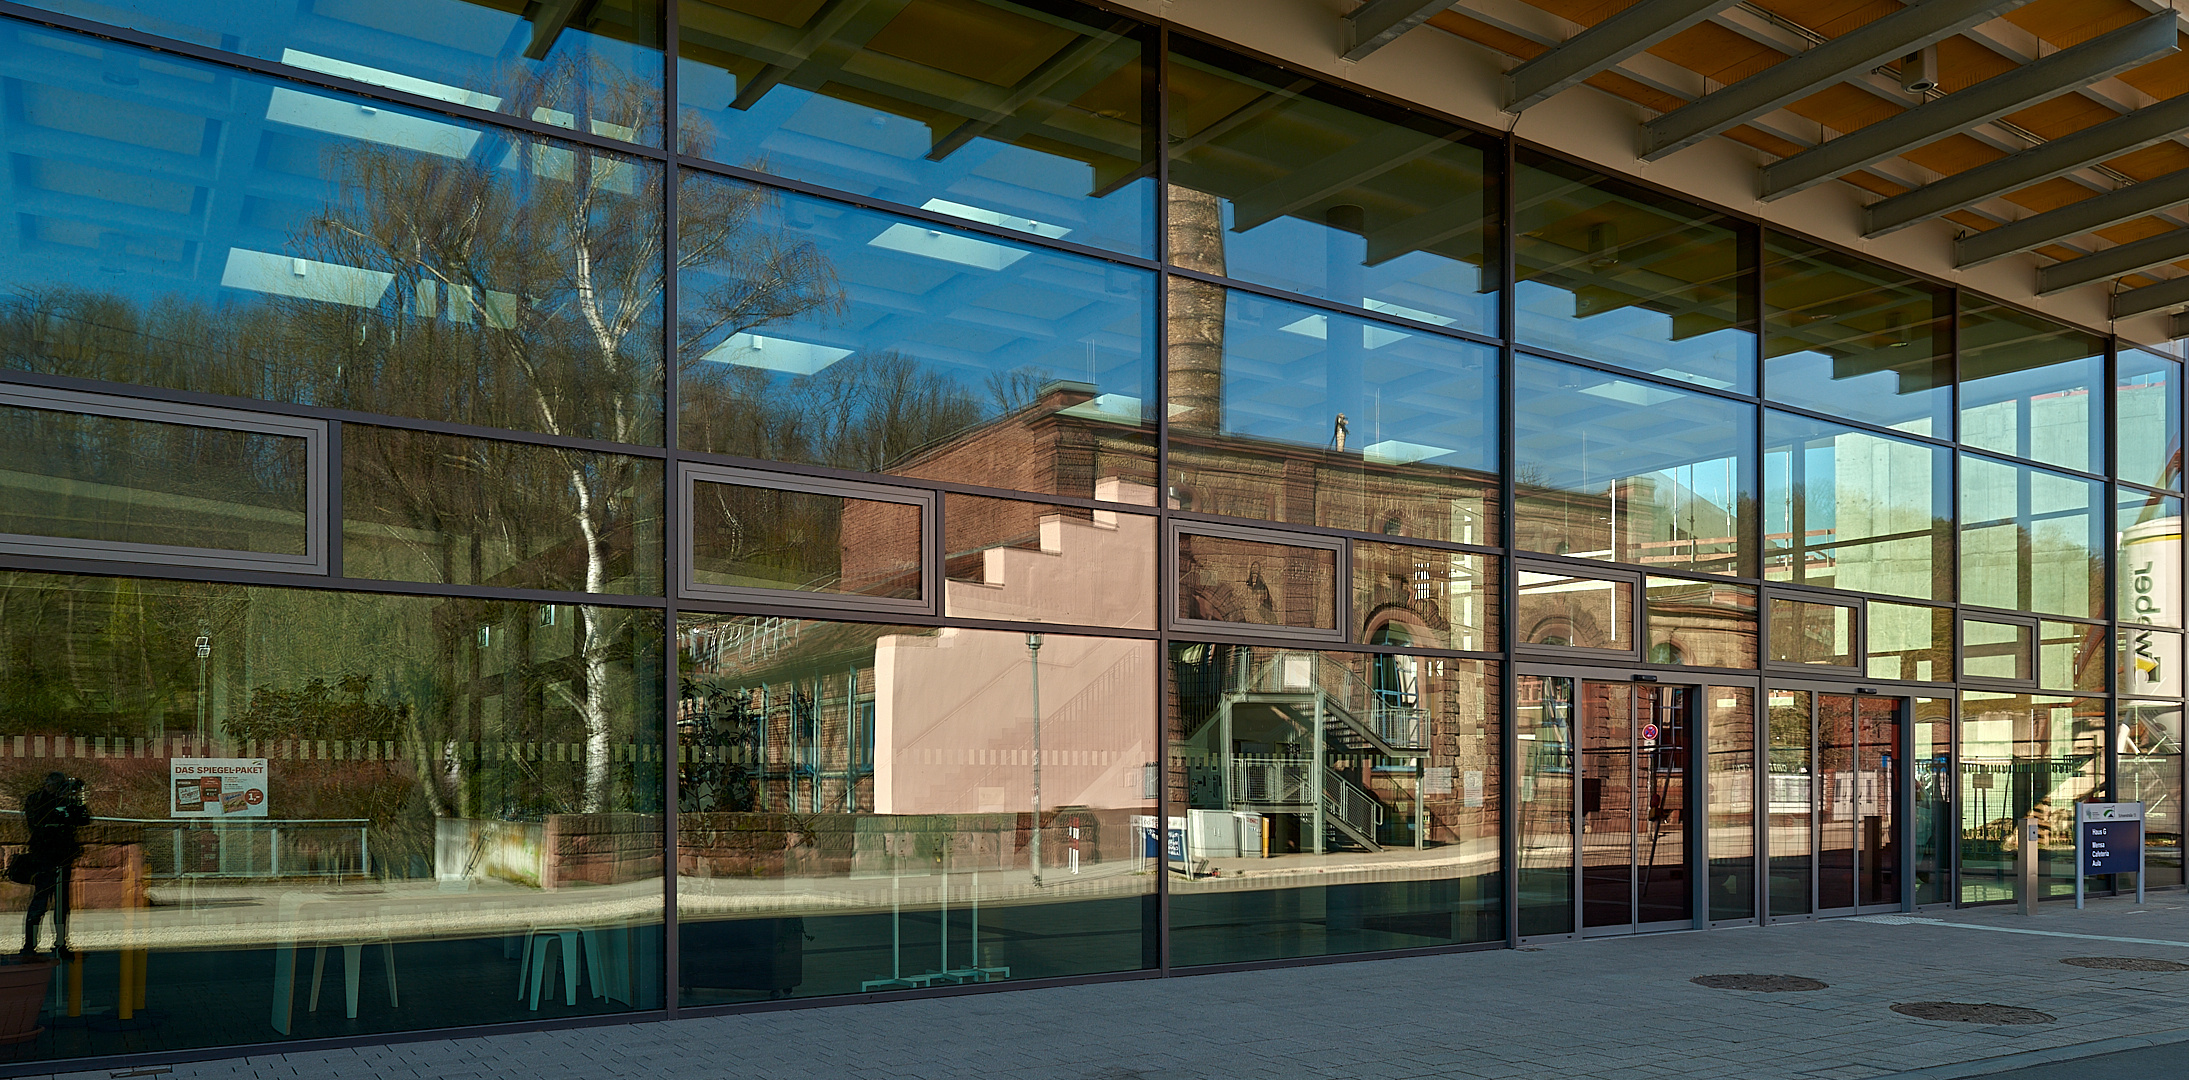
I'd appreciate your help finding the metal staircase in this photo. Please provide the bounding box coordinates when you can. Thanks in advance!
[1193,651,1429,855]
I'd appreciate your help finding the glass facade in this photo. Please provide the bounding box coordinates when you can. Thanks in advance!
[0,0,2182,1066]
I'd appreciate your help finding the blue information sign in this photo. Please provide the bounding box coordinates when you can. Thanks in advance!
[2077,802,2147,907]
[2081,818,2143,876]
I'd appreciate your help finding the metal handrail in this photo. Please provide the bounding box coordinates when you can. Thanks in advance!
[1323,769,1383,836]
[1228,756,1312,805]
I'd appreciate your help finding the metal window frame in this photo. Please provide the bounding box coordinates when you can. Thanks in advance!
[1958,611,2040,689]
[1512,559,1643,662]
[1755,677,1920,921]
[1761,586,1866,674]
[1168,519,1349,643]
[8,0,2189,1069]
[0,383,329,575]
[677,463,939,617]
[1508,661,1734,943]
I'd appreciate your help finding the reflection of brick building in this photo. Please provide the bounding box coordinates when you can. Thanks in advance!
[824,374,1743,861]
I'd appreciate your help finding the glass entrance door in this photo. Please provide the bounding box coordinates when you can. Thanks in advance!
[1520,673,1694,937]
[1766,687,1905,918]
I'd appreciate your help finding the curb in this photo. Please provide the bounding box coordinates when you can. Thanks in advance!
[1880,1026,2189,1078]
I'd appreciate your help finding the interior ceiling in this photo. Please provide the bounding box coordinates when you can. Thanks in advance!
[1354,0,2189,329]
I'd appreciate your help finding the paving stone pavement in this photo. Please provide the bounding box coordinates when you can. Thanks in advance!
[30,895,2189,1080]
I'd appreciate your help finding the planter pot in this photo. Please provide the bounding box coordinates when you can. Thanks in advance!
[0,961,54,1044]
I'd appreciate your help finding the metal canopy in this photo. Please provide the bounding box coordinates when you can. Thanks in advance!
[1863,91,2189,238]
[1345,0,1455,62]
[1416,0,2189,324]
[2038,229,2189,296]
[1504,0,1739,113]
[1957,168,2189,269]
[1760,12,2176,202]
[1639,0,2034,161]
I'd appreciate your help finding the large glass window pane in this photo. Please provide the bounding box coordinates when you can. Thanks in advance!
[1959,299,2105,474]
[1169,645,1501,961]
[2122,629,2184,700]
[343,426,661,595]
[678,0,1152,258]
[2037,621,2105,693]
[2117,352,2181,490]
[1857,697,1898,907]
[1643,578,1757,669]
[1353,541,1496,651]
[1961,454,2104,619]
[1767,597,1855,668]
[1762,236,1950,437]
[688,478,923,602]
[1706,687,1755,921]
[1816,693,1854,910]
[1165,39,1496,334]
[1962,617,2034,683]
[0,393,315,564]
[1517,674,1574,936]
[1514,154,1754,392]
[0,573,664,1059]
[1958,693,2105,903]
[1176,529,1337,633]
[1166,288,1497,539]
[2119,488,2183,629]
[0,24,665,444]
[677,172,1155,500]
[16,0,663,144]
[1764,411,1950,600]
[1867,601,1951,682]
[678,617,1155,997]
[944,493,1155,629]
[1766,689,1811,917]
[1515,356,1753,575]
[1911,697,1953,905]
[1517,569,1632,653]
[2120,703,2183,888]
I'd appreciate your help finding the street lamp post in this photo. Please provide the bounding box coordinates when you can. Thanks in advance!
[1027,633,1043,888]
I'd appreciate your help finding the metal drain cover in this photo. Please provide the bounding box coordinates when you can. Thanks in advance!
[1892,1002,2055,1024]
[2061,956,2189,972]
[1691,974,1828,992]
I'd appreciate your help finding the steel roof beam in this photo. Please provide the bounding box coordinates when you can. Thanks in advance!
[1640,0,2036,161]
[2037,227,2189,295]
[1956,168,2189,268]
[1345,0,1453,61]
[2114,274,2189,318]
[1760,13,2176,201]
[1865,91,2189,238]
[1504,0,1740,112]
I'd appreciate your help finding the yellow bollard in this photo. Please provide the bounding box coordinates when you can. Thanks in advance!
[117,949,134,1021]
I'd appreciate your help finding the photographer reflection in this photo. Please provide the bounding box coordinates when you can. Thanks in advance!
[19,773,89,958]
